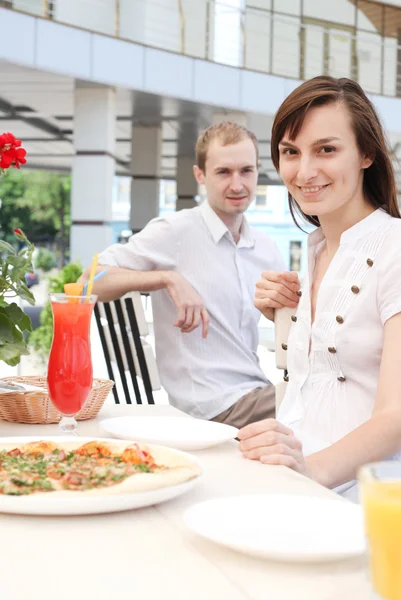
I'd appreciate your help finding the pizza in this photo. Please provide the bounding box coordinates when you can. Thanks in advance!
[0,439,202,498]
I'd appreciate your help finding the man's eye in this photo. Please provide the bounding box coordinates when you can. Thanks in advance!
[217,169,228,174]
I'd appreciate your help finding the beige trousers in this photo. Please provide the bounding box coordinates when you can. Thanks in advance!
[211,385,276,430]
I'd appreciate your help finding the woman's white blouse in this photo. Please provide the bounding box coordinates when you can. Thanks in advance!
[278,209,401,458]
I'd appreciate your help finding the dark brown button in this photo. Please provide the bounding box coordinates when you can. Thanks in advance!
[328,347,337,354]
[283,374,289,382]
[351,285,360,294]
[337,376,346,382]
[291,315,297,322]
[296,290,302,297]
[281,343,288,351]
[336,315,344,324]
[367,258,374,267]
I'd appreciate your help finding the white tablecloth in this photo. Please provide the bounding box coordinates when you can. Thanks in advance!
[0,404,371,600]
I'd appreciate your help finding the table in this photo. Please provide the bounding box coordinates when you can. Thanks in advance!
[0,405,371,600]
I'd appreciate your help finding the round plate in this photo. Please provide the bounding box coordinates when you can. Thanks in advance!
[184,494,367,562]
[0,436,203,516]
[100,416,238,451]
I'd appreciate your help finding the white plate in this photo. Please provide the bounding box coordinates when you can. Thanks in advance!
[184,494,367,562]
[100,416,238,451]
[0,437,202,516]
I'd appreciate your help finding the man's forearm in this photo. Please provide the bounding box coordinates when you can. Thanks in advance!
[79,265,173,302]
[306,410,401,489]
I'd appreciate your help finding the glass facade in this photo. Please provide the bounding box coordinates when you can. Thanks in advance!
[9,0,401,98]
[243,1,401,97]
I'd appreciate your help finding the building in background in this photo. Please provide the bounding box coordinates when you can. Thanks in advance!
[1,0,401,274]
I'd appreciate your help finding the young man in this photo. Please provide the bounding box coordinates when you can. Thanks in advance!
[80,122,286,428]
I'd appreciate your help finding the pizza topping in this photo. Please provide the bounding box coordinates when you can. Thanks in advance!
[0,442,162,496]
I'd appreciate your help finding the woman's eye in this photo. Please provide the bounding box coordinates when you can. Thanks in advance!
[319,146,336,154]
[282,148,297,156]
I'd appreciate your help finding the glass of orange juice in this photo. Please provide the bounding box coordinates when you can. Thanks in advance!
[359,462,401,600]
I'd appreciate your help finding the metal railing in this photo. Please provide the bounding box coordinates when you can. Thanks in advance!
[2,0,401,99]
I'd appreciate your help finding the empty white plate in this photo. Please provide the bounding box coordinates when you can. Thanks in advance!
[184,494,367,562]
[100,416,238,451]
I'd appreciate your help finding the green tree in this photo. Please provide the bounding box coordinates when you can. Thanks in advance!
[0,170,71,265]
[0,170,31,241]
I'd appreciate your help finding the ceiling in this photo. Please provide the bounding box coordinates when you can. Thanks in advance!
[2,58,401,193]
[0,59,279,184]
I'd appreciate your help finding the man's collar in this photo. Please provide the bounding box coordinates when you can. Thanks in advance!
[199,201,255,248]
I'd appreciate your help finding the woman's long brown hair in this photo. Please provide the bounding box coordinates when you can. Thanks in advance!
[271,76,400,228]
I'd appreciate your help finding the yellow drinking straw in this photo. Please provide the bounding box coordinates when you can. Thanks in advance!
[85,253,98,302]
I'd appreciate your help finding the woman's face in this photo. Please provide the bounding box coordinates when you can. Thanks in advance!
[278,102,372,219]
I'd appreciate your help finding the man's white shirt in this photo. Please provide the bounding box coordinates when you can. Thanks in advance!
[99,201,286,419]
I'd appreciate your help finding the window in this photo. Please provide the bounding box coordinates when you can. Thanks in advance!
[255,193,267,207]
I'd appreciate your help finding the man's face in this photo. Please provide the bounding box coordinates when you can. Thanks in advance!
[193,138,258,219]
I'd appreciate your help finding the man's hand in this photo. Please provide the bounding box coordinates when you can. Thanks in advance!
[164,272,209,338]
[237,419,309,476]
[254,271,301,321]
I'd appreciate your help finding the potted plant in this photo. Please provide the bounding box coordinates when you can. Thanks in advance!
[0,133,33,366]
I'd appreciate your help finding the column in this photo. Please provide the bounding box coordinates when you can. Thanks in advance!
[176,156,198,211]
[212,111,247,126]
[130,126,162,233]
[70,84,115,267]
[397,29,401,98]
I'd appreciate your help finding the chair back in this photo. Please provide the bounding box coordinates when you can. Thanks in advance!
[94,292,161,404]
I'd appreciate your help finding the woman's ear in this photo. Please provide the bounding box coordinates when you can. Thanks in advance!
[362,155,374,169]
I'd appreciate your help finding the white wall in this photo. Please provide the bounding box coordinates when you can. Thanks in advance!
[272,15,300,79]
[245,7,271,72]
[120,0,180,52]
[357,31,382,94]
[13,0,43,16]
[303,0,355,26]
[3,5,401,133]
[181,0,208,59]
[54,0,115,36]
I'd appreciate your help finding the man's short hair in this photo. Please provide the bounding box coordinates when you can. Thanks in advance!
[195,121,259,172]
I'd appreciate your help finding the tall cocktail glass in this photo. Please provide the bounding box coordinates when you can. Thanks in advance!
[47,293,97,434]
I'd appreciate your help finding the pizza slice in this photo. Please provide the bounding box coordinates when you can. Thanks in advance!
[0,439,201,497]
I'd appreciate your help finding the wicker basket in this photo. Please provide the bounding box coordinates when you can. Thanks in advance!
[0,376,114,424]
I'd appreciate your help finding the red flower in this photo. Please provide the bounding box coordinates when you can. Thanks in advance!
[14,229,22,236]
[0,133,27,170]
[0,132,17,147]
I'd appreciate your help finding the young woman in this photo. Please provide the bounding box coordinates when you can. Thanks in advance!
[238,76,401,499]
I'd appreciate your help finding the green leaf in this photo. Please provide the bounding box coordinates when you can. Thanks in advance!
[6,255,28,269]
[0,338,29,366]
[0,311,30,365]
[0,277,11,294]
[0,240,16,254]
[0,351,19,367]
[0,312,14,343]
[4,303,32,332]
[14,282,35,306]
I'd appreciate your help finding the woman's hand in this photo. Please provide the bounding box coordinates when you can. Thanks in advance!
[237,419,309,476]
[254,271,301,321]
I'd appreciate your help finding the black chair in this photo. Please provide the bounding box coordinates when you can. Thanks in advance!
[94,293,161,405]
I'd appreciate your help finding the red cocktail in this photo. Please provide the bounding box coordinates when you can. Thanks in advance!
[47,293,97,433]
